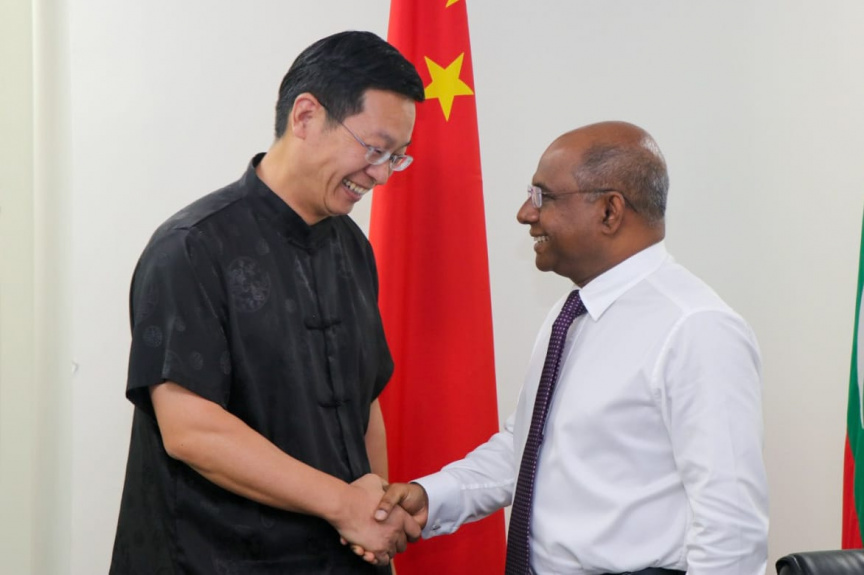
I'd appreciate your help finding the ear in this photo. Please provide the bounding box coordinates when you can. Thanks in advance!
[600,191,627,234]
[289,93,323,140]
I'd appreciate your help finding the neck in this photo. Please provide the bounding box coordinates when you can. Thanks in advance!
[256,139,322,225]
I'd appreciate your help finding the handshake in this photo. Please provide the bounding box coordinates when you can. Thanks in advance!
[334,474,430,566]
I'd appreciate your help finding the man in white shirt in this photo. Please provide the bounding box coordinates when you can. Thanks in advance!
[365,121,769,574]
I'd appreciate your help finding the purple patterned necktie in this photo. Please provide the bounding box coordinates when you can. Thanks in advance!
[505,290,586,575]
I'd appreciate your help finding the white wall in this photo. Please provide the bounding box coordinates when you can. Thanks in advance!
[0,1,35,573]
[4,0,864,573]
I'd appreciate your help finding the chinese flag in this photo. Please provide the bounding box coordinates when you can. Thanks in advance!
[369,0,507,573]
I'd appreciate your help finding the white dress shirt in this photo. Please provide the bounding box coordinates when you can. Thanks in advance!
[416,242,768,575]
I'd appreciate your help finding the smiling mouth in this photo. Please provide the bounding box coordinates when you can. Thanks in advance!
[533,235,549,244]
[342,178,372,197]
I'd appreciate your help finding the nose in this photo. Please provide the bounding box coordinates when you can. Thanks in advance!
[365,162,392,187]
[517,197,538,225]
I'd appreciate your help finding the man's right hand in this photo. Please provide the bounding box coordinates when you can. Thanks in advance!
[374,482,429,529]
[332,474,422,566]
[344,481,430,564]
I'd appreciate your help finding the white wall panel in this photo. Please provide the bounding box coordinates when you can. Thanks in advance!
[8,0,862,572]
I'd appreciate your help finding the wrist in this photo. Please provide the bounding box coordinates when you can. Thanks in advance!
[322,480,355,529]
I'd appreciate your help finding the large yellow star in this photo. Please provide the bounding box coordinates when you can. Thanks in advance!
[424,53,474,121]
[445,0,462,6]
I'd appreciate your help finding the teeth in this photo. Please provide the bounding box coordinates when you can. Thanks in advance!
[534,236,549,244]
[342,178,371,196]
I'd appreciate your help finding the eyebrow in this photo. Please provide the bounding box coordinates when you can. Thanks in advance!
[371,130,411,151]
[532,181,551,193]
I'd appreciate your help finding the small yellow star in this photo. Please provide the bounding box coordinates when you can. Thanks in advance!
[424,53,474,121]
[445,0,462,6]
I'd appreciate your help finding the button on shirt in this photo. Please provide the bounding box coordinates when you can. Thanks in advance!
[416,242,768,575]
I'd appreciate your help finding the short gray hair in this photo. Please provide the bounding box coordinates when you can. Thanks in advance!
[574,138,669,224]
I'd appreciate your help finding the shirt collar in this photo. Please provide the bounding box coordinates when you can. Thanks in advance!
[577,241,669,321]
[242,153,333,250]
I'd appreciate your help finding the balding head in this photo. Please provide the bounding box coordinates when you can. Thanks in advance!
[518,121,668,285]
[549,121,668,226]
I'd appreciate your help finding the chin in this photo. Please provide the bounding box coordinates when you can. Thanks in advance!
[341,196,360,212]
[325,196,358,218]
[534,258,553,273]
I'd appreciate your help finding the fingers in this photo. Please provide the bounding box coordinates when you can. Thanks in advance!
[350,544,377,565]
[336,477,420,565]
[342,506,415,563]
[375,482,429,531]
[402,512,422,542]
[374,482,414,520]
[394,536,406,555]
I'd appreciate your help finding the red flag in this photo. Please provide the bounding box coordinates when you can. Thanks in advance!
[843,437,863,548]
[843,209,864,548]
[369,0,506,572]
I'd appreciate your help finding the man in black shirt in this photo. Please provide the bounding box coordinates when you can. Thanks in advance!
[110,31,425,574]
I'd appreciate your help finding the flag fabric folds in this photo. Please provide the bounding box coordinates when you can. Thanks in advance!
[369,0,507,572]
[844,210,864,549]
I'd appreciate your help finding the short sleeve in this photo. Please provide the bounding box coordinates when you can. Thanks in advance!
[126,228,231,417]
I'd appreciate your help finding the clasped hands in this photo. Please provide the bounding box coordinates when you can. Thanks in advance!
[336,475,429,566]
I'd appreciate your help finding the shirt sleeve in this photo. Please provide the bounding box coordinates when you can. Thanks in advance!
[658,309,769,575]
[415,414,517,539]
[126,228,231,417]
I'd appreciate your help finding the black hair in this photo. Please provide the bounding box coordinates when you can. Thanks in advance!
[274,31,425,138]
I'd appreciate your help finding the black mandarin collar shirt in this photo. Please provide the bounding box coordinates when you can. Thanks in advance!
[111,155,393,574]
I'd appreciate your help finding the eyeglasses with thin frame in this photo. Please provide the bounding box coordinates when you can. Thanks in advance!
[526,185,638,213]
[321,104,413,172]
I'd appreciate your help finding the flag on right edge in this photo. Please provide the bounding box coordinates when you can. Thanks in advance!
[843,210,864,548]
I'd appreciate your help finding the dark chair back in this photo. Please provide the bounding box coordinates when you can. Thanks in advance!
[776,549,864,574]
